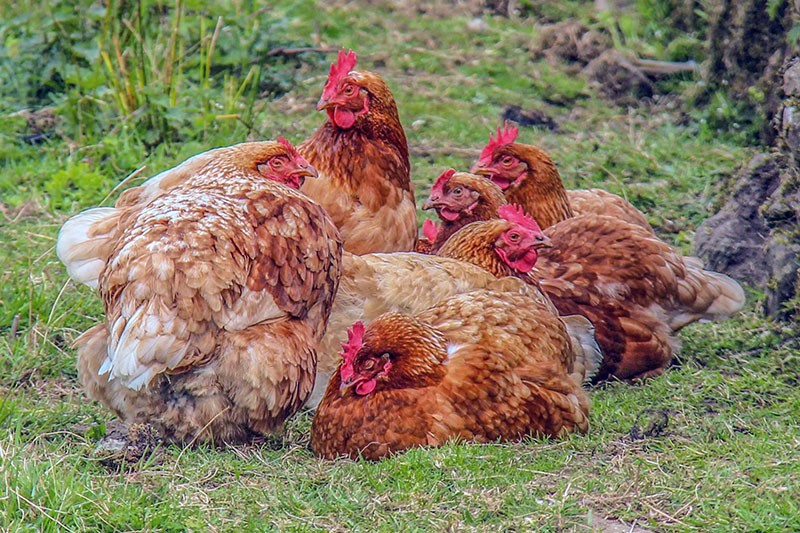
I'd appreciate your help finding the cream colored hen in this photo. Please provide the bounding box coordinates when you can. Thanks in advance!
[58,140,342,443]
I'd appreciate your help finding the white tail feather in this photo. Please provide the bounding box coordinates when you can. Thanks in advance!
[56,207,119,288]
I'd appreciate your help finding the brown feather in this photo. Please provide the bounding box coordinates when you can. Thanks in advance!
[299,70,416,254]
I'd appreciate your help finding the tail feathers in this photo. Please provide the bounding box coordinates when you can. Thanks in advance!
[75,324,112,403]
[106,303,192,391]
[561,314,604,385]
[57,207,120,288]
[671,258,746,330]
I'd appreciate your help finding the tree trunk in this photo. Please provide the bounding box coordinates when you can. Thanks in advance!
[695,1,800,321]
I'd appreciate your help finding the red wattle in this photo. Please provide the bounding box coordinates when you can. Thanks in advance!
[333,106,356,129]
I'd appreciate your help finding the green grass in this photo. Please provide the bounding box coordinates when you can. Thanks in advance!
[1,0,797,530]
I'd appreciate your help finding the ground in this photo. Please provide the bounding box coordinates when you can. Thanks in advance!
[1,0,798,530]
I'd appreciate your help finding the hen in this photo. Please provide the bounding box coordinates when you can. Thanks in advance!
[471,122,653,232]
[306,209,602,408]
[58,141,343,443]
[311,278,592,460]
[421,168,507,253]
[298,49,417,254]
[57,139,312,289]
[433,179,746,380]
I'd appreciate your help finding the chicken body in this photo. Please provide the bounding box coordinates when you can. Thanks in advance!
[59,141,343,443]
[308,211,603,408]
[432,176,745,381]
[299,50,416,254]
[306,251,550,408]
[311,280,590,460]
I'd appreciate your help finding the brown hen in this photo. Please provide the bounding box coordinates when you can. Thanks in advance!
[299,49,416,254]
[58,141,342,443]
[311,278,591,460]
[471,122,653,232]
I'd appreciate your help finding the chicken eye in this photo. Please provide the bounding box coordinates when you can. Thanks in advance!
[342,84,356,96]
[508,231,521,242]
[501,156,515,167]
[269,156,287,169]
[451,187,463,196]
[361,359,376,371]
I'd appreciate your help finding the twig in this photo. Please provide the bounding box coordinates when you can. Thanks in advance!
[10,314,20,339]
[632,58,698,75]
[266,46,335,57]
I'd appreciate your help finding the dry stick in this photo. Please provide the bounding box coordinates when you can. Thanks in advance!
[266,46,335,57]
[632,58,698,75]
[10,314,20,339]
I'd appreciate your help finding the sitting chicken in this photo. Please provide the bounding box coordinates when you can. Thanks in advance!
[421,169,508,253]
[306,207,601,408]
[58,140,342,443]
[430,177,745,381]
[311,277,592,460]
[299,49,417,254]
[471,122,654,232]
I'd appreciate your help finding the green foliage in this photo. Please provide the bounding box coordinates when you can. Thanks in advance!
[0,0,319,147]
[689,90,762,145]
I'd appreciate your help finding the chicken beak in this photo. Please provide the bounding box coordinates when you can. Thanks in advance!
[421,196,441,211]
[316,97,332,111]
[298,164,319,179]
[471,166,492,177]
[534,235,553,249]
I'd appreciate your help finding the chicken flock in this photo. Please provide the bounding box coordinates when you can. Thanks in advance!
[58,49,745,460]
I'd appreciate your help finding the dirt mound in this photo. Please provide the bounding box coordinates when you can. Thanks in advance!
[538,21,612,67]
[582,49,655,104]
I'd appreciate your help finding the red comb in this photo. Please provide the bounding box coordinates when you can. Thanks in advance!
[477,121,519,165]
[276,136,298,156]
[422,218,440,241]
[339,321,365,383]
[498,204,543,234]
[430,168,456,197]
[322,49,358,101]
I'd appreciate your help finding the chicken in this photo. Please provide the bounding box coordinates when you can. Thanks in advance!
[298,49,416,254]
[58,140,343,443]
[421,169,508,253]
[470,122,654,232]
[306,210,602,409]
[57,138,312,289]
[413,219,440,254]
[311,277,592,460]
[433,182,746,381]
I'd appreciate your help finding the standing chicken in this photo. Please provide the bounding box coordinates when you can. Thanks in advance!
[311,277,592,460]
[432,180,746,381]
[471,122,653,232]
[58,141,342,443]
[298,49,417,254]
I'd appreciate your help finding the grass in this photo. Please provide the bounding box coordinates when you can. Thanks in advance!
[1,0,797,530]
